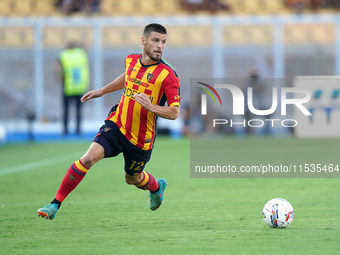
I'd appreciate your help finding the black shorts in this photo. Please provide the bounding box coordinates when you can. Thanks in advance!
[93,120,152,176]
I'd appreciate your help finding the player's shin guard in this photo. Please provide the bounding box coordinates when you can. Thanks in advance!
[54,159,89,203]
[135,171,159,192]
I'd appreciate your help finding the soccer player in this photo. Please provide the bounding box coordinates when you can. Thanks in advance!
[37,23,180,220]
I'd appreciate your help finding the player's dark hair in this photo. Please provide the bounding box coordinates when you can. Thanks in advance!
[143,23,167,38]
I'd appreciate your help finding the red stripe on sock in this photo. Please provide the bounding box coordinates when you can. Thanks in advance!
[136,171,158,192]
[55,161,89,202]
[78,159,89,170]
[70,163,86,179]
[147,173,159,192]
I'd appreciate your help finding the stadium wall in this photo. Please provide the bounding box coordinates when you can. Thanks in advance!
[0,15,338,140]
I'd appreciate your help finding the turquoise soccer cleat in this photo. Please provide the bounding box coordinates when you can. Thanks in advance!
[37,203,58,220]
[149,178,167,211]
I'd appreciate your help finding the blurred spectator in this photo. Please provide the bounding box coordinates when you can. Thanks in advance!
[182,104,190,136]
[285,0,308,13]
[189,93,205,135]
[181,0,230,14]
[202,0,231,13]
[285,0,332,13]
[85,0,101,14]
[181,0,204,14]
[243,69,268,135]
[62,0,84,15]
[309,0,327,10]
[55,0,101,15]
[55,41,90,135]
[332,0,340,9]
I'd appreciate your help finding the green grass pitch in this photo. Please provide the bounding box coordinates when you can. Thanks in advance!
[0,136,339,255]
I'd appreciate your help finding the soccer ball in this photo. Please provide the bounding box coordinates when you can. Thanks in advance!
[262,198,294,228]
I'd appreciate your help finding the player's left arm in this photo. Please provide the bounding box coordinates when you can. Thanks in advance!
[134,93,179,120]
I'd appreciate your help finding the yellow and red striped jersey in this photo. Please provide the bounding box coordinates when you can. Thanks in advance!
[107,54,180,150]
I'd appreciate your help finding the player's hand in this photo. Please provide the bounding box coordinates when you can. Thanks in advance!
[134,93,153,112]
[81,89,103,103]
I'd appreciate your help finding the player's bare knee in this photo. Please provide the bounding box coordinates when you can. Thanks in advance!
[125,174,141,185]
[125,177,137,185]
[81,142,105,168]
[125,178,132,185]
[81,154,97,168]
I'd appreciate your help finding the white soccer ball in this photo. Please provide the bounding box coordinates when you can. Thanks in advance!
[262,198,294,228]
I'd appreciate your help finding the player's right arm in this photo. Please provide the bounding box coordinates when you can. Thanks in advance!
[81,72,126,103]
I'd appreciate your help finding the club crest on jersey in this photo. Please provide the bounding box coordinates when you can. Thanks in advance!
[147,73,154,82]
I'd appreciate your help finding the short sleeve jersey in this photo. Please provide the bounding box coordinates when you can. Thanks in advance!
[107,54,180,150]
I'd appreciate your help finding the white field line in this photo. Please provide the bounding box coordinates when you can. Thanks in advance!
[0,152,83,177]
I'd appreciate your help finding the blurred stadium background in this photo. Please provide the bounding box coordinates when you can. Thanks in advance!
[0,0,339,143]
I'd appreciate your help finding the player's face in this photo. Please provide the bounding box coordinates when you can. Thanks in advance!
[143,31,167,62]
